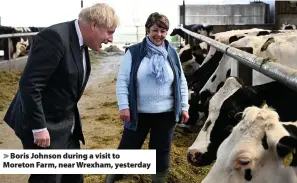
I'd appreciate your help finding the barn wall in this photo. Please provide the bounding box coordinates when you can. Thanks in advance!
[182,3,269,25]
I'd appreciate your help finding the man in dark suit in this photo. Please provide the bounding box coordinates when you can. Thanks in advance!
[3,3,119,183]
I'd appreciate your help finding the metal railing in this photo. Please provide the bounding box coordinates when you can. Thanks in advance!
[0,32,38,61]
[0,32,38,39]
[180,27,297,92]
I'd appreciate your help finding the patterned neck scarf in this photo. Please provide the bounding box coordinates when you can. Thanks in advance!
[145,36,169,84]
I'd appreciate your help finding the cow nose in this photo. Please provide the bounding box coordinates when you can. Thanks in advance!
[187,149,203,166]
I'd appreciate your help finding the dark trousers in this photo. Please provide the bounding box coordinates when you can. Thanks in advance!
[118,112,176,172]
[21,134,83,183]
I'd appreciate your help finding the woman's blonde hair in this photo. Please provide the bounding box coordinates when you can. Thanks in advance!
[78,3,119,28]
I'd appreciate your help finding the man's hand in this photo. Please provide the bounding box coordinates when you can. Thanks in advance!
[33,130,50,148]
[181,111,189,124]
[120,108,130,122]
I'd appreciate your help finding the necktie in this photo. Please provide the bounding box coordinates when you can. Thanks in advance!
[80,45,85,57]
[80,45,86,86]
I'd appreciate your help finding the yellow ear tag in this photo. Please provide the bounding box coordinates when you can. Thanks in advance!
[283,148,296,168]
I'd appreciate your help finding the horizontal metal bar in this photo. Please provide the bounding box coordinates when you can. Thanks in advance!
[0,32,38,39]
[185,15,265,17]
[179,27,297,92]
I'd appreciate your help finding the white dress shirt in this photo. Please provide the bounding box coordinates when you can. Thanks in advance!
[32,19,86,134]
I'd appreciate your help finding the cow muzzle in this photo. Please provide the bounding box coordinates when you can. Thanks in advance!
[187,149,214,166]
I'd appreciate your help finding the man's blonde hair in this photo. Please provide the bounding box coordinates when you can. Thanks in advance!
[78,3,119,28]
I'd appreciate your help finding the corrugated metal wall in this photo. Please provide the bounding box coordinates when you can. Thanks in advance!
[180,3,269,25]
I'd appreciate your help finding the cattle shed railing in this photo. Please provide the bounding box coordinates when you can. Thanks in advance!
[179,27,297,92]
[0,32,38,61]
[0,32,38,39]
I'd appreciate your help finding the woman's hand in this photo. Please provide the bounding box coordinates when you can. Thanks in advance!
[181,111,189,124]
[120,108,130,122]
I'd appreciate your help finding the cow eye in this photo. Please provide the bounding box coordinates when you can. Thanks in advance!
[238,158,250,165]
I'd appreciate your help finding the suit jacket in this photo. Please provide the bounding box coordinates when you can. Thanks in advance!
[3,20,91,147]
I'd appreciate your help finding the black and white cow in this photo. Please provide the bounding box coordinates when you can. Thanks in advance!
[179,42,211,82]
[189,28,274,90]
[171,24,214,66]
[185,29,297,130]
[187,76,297,166]
[179,42,209,64]
[0,26,44,60]
[181,29,277,130]
[201,105,297,183]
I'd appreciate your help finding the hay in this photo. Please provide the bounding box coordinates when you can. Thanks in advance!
[0,71,21,111]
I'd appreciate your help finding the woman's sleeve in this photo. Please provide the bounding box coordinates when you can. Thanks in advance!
[177,52,190,112]
[116,50,132,110]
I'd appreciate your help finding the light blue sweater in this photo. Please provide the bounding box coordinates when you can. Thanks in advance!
[116,50,189,113]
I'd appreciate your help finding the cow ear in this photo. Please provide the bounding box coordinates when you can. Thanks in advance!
[234,153,253,170]
[277,136,297,157]
[276,136,297,167]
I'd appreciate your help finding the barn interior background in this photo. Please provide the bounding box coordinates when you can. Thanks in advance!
[1,0,297,68]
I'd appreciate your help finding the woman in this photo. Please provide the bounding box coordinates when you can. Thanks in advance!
[106,12,189,183]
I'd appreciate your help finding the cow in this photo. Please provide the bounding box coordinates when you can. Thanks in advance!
[175,28,266,82]
[189,28,275,90]
[213,28,272,44]
[201,105,297,183]
[230,29,297,86]
[180,29,274,131]
[185,30,297,131]
[187,76,297,166]
[0,26,44,60]
[178,42,209,82]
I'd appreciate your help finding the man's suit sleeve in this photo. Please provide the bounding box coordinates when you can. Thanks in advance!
[19,29,65,130]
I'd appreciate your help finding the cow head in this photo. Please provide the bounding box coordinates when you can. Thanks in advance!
[170,28,185,39]
[201,105,297,183]
[186,91,208,129]
[187,77,262,166]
